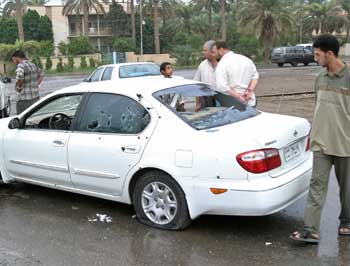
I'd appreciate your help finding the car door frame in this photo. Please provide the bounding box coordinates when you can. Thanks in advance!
[2,92,89,186]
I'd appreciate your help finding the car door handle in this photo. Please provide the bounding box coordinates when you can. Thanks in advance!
[121,145,141,154]
[53,139,65,147]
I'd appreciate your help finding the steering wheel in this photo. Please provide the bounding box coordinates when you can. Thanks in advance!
[49,113,71,130]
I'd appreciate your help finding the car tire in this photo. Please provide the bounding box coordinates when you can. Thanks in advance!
[303,62,309,66]
[291,61,298,67]
[277,63,283,67]
[133,170,191,230]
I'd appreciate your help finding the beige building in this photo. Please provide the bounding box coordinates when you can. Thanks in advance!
[28,0,130,54]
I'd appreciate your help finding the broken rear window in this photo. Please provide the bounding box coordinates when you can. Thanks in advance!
[153,84,259,130]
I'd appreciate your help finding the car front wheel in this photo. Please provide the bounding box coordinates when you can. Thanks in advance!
[133,171,191,230]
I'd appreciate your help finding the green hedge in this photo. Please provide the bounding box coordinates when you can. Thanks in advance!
[0,40,54,61]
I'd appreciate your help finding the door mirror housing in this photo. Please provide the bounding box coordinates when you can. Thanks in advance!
[8,117,20,129]
[83,78,90,82]
[2,77,11,83]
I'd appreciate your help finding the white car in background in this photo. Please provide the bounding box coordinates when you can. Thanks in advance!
[0,77,312,230]
[84,62,163,82]
[0,76,11,118]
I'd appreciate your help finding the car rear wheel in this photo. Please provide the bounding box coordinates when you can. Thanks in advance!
[277,63,283,67]
[133,171,191,230]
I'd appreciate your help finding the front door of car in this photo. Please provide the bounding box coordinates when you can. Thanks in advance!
[3,94,84,186]
[68,92,157,196]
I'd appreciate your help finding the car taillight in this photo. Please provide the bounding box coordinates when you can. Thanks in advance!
[236,148,281,174]
[305,136,311,151]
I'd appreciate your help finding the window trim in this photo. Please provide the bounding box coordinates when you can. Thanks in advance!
[19,92,87,132]
[88,67,105,82]
[101,66,114,81]
[75,92,152,136]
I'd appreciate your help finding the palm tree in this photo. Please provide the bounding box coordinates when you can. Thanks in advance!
[16,0,25,41]
[192,0,219,37]
[2,0,47,16]
[62,0,106,36]
[239,0,294,63]
[303,0,345,35]
[130,0,136,44]
[153,0,160,54]
[339,0,350,42]
[220,0,226,40]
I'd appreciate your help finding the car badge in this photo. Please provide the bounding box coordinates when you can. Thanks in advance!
[293,130,298,137]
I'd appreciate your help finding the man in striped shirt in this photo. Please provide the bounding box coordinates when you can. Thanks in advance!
[12,50,43,114]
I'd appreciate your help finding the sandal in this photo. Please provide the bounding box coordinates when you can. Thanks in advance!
[290,231,319,244]
[339,223,350,236]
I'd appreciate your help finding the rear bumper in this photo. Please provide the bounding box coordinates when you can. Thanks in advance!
[185,156,312,219]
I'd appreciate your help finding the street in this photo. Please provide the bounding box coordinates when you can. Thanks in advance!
[0,65,349,266]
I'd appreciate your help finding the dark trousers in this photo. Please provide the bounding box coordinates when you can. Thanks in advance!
[16,97,39,114]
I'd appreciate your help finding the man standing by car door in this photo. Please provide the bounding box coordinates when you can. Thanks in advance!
[213,41,259,107]
[291,34,350,244]
[194,40,217,111]
[12,50,43,114]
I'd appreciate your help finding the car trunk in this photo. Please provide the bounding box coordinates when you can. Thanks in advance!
[207,112,311,179]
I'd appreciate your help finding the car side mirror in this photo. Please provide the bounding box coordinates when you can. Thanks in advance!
[83,78,90,82]
[2,77,11,83]
[8,117,20,129]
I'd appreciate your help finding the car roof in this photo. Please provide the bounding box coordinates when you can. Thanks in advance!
[97,62,159,68]
[55,76,200,97]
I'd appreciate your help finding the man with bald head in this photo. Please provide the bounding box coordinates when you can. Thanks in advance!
[193,40,218,111]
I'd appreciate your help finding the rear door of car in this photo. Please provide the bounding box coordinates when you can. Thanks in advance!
[67,92,158,196]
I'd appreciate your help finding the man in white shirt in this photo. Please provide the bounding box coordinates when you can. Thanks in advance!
[194,40,217,111]
[213,41,259,107]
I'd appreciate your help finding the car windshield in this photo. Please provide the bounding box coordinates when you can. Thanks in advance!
[119,64,160,78]
[272,48,283,54]
[153,84,259,130]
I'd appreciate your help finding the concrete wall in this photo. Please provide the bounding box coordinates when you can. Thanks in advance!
[125,52,177,65]
[43,53,101,70]
[0,53,101,74]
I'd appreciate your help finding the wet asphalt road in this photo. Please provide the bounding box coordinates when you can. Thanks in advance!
[0,170,349,266]
[1,65,349,266]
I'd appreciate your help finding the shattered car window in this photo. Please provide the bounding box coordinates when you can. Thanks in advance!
[79,93,150,134]
[119,64,160,78]
[153,84,259,130]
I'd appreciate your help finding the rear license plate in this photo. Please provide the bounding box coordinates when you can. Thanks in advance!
[284,142,300,162]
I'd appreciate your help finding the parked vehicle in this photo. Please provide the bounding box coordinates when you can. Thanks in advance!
[0,76,11,118]
[271,46,316,67]
[0,77,312,230]
[84,62,162,82]
[296,43,314,52]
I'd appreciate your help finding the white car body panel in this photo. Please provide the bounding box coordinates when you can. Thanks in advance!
[0,78,312,221]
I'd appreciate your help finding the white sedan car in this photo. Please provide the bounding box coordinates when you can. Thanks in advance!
[0,78,312,230]
[84,62,163,82]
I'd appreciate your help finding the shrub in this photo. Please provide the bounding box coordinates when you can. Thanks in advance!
[89,57,95,68]
[45,56,52,70]
[33,55,43,70]
[39,41,54,57]
[80,56,87,69]
[68,37,94,55]
[67,56,74,71]
[56,57,63,72]
[58,41,68,56]
[0,44,17,61]
[22,40,41,58]
[112,37,135,52]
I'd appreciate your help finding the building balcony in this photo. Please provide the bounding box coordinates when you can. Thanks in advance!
[69,27,112,37]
